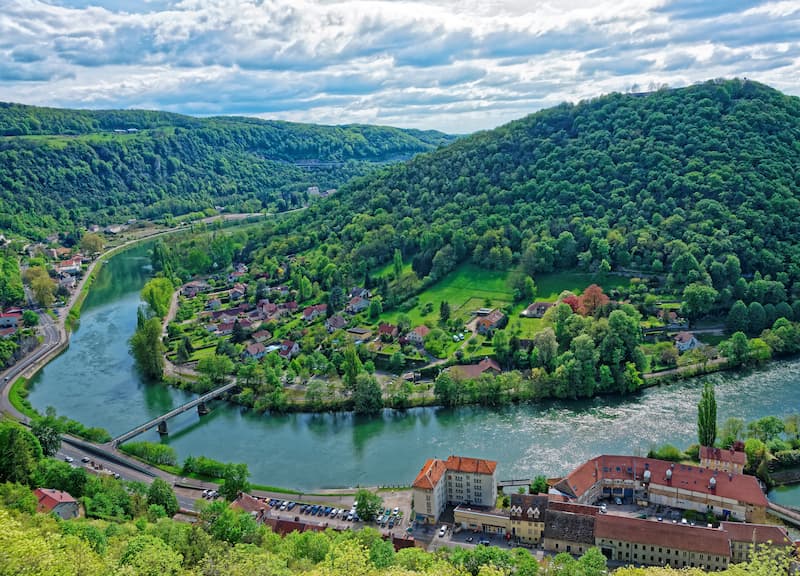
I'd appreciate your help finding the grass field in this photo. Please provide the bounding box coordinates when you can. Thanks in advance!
[381,264,514,326]
[381,266,632,335]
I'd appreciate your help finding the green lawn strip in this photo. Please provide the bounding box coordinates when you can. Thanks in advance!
[8,377,39,419]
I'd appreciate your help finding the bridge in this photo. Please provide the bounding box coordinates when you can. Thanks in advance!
[111,381,238,447]
[767,501,800,528]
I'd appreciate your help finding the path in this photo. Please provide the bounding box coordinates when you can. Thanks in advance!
[644,357,727,380]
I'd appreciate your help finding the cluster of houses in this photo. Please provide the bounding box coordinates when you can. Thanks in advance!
[413,449,793,571]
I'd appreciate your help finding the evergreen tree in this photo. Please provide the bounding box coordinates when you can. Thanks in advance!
[439,300,450,323]
[697,382,717,447]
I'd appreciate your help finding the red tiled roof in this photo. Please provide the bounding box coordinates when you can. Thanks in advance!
[412,458,448,490]
[451,357,502,379]
[34,488,76,512]
[413,325,430,338]
[595,515,731,557]
[700,446,747,466]
[558,455,767,507]
[720,522,791,545]
[445,455,497,475]
[230,493,266,514]
[675,332,696,343]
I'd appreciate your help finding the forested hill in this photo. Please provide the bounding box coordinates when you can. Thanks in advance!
[263,79,800,295]
[0,103,454,238]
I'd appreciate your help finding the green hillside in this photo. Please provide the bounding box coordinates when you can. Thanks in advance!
[261,79,800,307]
[0,103,454,238]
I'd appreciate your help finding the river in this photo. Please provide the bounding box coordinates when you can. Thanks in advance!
[27,244,800,503]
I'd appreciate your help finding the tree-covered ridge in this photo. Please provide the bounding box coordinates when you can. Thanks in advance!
[0,103,454,239]
[266,79,800,295]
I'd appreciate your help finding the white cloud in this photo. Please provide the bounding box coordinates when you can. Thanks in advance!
[0,0,798,132]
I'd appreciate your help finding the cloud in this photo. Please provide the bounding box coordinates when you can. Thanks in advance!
[0,0,798,132]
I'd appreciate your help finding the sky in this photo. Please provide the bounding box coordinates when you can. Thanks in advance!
[1,0,799,133]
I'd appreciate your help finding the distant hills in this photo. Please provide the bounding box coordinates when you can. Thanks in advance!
[269,79,800,302]
[0,103,454,238]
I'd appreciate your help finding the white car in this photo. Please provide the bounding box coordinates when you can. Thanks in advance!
[438,526,447,537]
[64,456,74,463]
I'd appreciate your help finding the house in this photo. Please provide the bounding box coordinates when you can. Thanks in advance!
[279,340,300,359]
[521,302,554,318]
[54,256,83,275]
[346,327,372,343]
[325,314,347,333]
[552,455,768,522]
[281,301,299,314]
[413,455,498,524]
[543,504,597,556]
[182,280,210,298]
[721,521,791,564]
[242,342,266,361]
[216,322,234,336]
[348,287,371,300]
[700,446,747,475]
[476,309,506,335]
[58,275,77,290]
[230,283,247,300]
[0,327,16,339]
[302,303,327,322]
[406,325,430,347]
[0,312,22,328]
[227,270,246,283]
[346,296,370,314]
[378,323,398,341]
[674,331,700,353]
[252,330,272,343]
[509,494,549,545]
[450,357,502,380]
[207,298,222,311]
[258,300,278,318]
[34,488,79,519]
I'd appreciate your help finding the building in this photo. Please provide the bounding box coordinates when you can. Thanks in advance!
[720,521,792,564]
[242,342,266,361]
[182,280,210,298]
[412,455,497,524]
[454,504,510,535]
[700,446,746,475]
[54,256,83,275]
[595,514,730,571]
[521,302,554,318]
[325,314,347,333]
[378,323,398,340]
[675,331,701,353]
[252,329,272,343]
[346,295,370,314]
[553,455,768,523]
[34,488,79,519]
[0,312,21,328]
[302,303,327,322]
[279,340,300,359]
[450,357,502,380]
[509,494,549,544]
[476,309,506,335]
[406,325,430,347]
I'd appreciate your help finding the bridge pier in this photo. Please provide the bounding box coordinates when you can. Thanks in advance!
[197,401,209,415]
[157,421,168,435]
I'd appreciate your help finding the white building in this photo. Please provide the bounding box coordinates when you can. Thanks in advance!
[412,455,498,524]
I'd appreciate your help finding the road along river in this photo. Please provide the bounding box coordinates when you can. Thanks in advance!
[26,244,800,499]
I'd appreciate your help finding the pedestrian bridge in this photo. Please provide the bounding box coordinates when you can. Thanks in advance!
[766,500,800,528]
[110,381,237,447]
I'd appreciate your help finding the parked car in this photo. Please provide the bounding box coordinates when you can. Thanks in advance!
[614,497,622,506]
[81,456,91,463]
[438,526,447,537]
[479,539,490,546]
[392,507,399,515]
[64,456,74,463]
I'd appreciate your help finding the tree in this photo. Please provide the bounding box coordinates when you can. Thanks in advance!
[220,463,251,501]
[0,421,43,485]
[492,330,511,367]
[129,317,165,380]
[22,310,39,327]
[231,319,247,344]
[175,338,191,364]
[342,345,363,391]
[726,300,748,333]
[697,382,717,447]
[389,351,405,373]
[30,271,56,308]
[439,300,451,323]
[747,301,767,336]
[579,284,609,316]
[119,534,183,576]
[354,488,383,521]
[725,331,750,366]
[393,248,403,279]
[682,282,718,320]
[353,373,383,415]
[79,232,104,255]
[368,296,383,320]
[532,327,558,370]
[197,354,234,385]
[370,537,396,569]
[30,413,63,457]
[720,417,745,448]
[530,475,548,494]
[147,477,179,517]
[747,416,785,442]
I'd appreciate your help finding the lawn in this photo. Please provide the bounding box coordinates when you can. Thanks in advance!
[381,264,514,326]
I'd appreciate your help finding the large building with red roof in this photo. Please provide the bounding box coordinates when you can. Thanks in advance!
[412,455,497,524]
[700,446,746,475]
[553,455,768,522]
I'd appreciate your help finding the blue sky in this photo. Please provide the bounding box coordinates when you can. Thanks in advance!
[1,0,799,132]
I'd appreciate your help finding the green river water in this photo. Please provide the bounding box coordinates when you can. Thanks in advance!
[27,243,800,505]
